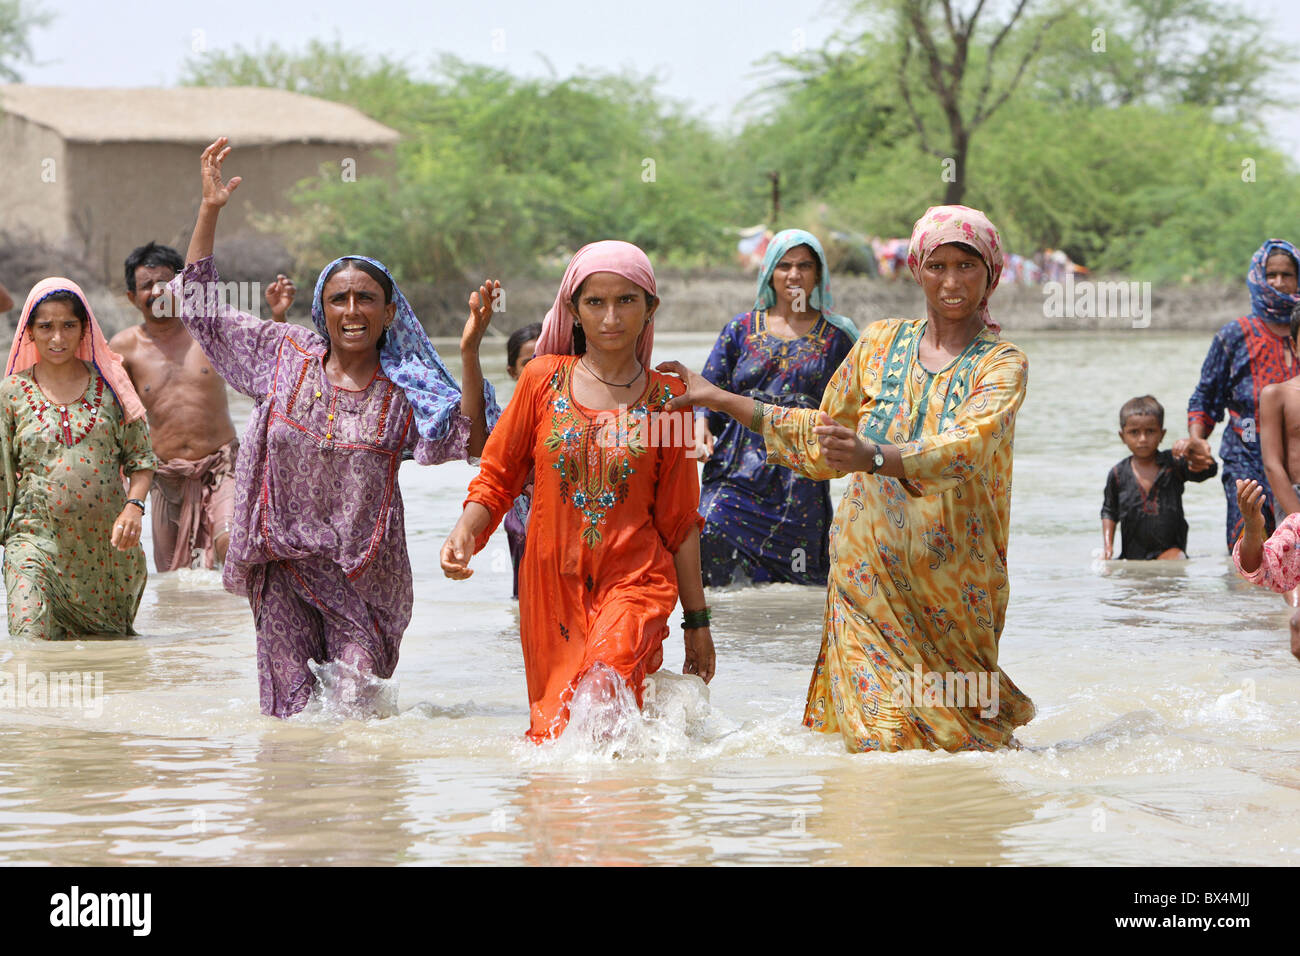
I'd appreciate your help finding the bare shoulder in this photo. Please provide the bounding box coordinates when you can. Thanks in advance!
[108,324,142,355]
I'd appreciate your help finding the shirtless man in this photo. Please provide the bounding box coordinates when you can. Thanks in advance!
[109,241,295,571]
[1256,305,1300,657]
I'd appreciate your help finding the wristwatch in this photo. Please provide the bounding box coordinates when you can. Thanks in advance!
[127,497,147,514]
[867,443,885,474]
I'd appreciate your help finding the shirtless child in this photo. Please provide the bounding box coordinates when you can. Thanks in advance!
[109,242,295,571]
[1254,306,1300,627]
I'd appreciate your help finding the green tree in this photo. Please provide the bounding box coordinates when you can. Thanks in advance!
[0,0,51,82]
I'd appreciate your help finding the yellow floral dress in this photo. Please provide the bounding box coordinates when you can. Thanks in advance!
[0,367,158,640]
[760,318,1035,752]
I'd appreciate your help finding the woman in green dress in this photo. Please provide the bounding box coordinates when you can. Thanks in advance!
[1,278,157,640]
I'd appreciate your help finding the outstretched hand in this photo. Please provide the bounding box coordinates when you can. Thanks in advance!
[462,279,500,354]
[657,361,723,413]
[200,137,242,208]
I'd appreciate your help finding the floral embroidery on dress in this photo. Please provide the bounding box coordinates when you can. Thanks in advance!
[18,375,104,447]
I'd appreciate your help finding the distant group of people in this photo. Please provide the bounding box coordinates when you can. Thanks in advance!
[9,133,1300,756]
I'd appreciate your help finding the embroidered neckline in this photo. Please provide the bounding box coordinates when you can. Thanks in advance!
[19,372,104,446]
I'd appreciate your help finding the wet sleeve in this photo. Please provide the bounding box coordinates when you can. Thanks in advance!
[464,360,543,553]
[1188,329,1230,435]
[1101,467,1119,521]
[1234,512,1300,591]
[895,344,1027,498]
[652,386,705,552]
[759,331,872,482]
[118,413,159,476]
[171,256,292,399]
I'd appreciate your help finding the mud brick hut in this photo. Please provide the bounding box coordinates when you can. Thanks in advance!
[0,85,399,286]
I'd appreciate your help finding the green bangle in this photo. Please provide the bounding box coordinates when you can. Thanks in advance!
[750,400,765,433]
[682,607,711,630]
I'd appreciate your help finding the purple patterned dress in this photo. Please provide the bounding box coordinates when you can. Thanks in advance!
[174,257,472,716]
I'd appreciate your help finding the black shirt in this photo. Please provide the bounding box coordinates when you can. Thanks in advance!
[1101,450,1218,559]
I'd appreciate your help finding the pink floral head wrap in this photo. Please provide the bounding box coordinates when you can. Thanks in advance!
[535,240,657,366]
[6,277,147,422]
[906,204,1005,333]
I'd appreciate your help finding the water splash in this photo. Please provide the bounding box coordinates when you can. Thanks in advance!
[302,659,399,721]
[523,666,719,764]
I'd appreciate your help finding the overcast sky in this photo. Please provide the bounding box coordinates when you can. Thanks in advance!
[17,0,1300,150]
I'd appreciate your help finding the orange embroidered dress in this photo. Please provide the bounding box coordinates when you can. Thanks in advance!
[465,354,703,740]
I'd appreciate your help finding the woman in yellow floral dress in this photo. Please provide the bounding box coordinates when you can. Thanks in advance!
[662,205,1034,752]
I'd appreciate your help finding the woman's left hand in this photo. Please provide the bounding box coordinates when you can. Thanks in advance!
[110,504,143,552]
[462,279,500,354]
[813,411,873,471]
[683,626,716,683]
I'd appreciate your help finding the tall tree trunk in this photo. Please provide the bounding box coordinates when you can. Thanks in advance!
[944,133,967,205]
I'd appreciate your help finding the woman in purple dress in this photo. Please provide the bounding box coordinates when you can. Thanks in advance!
[696,230,856,586]
[175,137,500,717]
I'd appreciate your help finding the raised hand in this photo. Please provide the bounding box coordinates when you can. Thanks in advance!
[461,279,501,355]
[1237,478,1268,538]
[200,136,242,209]
[264,274,296,322]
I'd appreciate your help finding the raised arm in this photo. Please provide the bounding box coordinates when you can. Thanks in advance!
[173,137,290,397]
[459,279,500,459]
[186,137,241,267]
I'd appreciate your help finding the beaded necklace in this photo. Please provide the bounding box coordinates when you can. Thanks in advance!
[19,373,104,446]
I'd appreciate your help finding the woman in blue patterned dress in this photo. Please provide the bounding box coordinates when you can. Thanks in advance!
[697,230,857,586]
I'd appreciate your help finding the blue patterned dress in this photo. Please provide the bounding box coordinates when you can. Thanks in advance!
[699,310,855,586]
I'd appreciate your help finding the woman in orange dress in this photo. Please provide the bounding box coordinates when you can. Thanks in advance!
[441,241,715,741]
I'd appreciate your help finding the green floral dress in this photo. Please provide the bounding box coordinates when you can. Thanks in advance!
[0,366,158,640]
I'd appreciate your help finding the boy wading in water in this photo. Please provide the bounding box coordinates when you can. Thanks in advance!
[109,242,294,571]
[1102,395,1217,560]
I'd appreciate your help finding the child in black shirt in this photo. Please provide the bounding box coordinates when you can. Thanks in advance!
[1102,395,1218,559]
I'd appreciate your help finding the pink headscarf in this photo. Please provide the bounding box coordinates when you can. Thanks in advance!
[906,204,1005,333]
[6,277,147,423]
[534,240,657,366]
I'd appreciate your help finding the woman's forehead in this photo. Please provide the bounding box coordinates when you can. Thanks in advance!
[323,267,384,297]
[579,271,646,296]
[928,242,985,263]
[33,299,80,320]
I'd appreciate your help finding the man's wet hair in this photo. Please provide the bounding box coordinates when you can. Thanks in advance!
[1119,394,1164,428]
[124,242,184,292]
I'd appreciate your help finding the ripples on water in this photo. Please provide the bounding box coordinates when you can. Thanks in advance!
[1,331,1298,865]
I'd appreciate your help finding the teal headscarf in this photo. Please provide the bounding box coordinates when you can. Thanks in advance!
[753,229,858,340]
